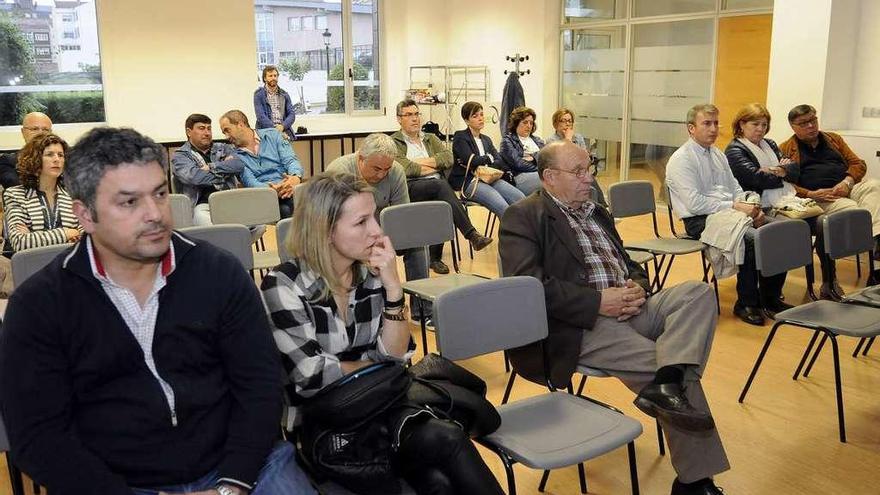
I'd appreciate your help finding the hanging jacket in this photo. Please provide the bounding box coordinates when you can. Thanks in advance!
[500,72,525,136]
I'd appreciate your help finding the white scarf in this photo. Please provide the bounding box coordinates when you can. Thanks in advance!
[738,138,795,207]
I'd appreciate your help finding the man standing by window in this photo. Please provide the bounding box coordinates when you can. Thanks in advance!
[254,65,296,140]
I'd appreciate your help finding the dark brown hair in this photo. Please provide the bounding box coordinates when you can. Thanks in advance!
[507,106,537,134]
[461,101,483,120]
[17,133,68,189]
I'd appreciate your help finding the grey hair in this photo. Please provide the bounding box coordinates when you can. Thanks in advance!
[66,127,168,218]
[686,103,719,126]
[358,133,397,159]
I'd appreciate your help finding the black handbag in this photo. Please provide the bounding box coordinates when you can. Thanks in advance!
[300,361,411,493]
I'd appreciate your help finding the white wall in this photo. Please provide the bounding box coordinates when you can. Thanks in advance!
[847,0,880,132]
[820,0,858,130]
[0,0,562,149]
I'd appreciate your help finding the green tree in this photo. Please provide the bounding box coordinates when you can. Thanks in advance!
[0,13,42,125]
[326,61,379,113]
[278,56,311,82]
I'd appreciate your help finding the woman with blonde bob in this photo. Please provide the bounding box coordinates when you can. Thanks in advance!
[724,102,799,196]
[261,171,505,494]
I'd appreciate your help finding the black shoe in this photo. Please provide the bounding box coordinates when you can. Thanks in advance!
[819,282,845,301]
[467,231,494,251]
[671,478,724,495]
[733,303,765,326]
[762,298,794,320]
[633,383,715,432]
[429,260,450,274]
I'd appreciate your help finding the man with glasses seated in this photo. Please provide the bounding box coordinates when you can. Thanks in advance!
[500,140,729,495]
[780,104,880,271]
[0,112,53,188]
[391,99,493,275]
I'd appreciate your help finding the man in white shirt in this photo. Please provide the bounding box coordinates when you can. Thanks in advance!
[666,104,790,326]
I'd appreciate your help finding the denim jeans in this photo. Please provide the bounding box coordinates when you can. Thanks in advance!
[130,442,315,495]
[513,171,542,196]
[463,176,525,217]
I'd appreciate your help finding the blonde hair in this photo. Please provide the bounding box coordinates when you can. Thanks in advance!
[732,103,771,138]
[287,171,374,300]
[551,108,574,127]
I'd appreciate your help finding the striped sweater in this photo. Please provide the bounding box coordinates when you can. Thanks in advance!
[3,185,80,252]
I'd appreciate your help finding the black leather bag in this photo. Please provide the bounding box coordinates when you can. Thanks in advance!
[300,361,411,493]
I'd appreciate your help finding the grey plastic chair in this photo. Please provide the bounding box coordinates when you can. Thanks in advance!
[10,244,71,288]
[178,225,255,271]
[209,188,281,271]
[169,193,194,229]
[609,181,710,294]
[433,276,642,495]
[275,217,293,263]
[738,214,880,442]
[379,201,488,354]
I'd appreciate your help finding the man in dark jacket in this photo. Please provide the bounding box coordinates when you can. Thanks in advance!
[500,141,729,495]
[254,65,296,140]
[0,127,314,495]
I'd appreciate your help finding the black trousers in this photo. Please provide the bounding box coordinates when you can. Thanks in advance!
[407,178,478,262]
[684,214,786,307]
[395,418,504,495]
[279,197,294,220]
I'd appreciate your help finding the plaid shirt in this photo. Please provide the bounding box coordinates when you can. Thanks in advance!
[266,88,283,125]
[548,193,627,290]
[261,259,415,427]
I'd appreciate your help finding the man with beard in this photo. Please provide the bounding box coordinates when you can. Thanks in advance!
[254,65,296,140]
[0,127,314,495]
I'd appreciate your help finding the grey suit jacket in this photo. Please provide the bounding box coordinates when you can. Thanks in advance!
[499,190,649,387]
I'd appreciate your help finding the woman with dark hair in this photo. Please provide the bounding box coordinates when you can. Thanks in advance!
[499,105,544,195]
[262,171,505,495]
[451,101,525,216]
[3,133,81,253]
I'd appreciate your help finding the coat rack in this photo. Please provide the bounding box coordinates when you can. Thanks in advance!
[504,53,530,76]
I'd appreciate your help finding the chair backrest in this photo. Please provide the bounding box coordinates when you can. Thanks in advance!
[433,276,548,360]
[379,201,454,251]
[608,180,656,218]
[178,225,254,270]
[11,244,70,288]
[208,188,281,226]
[823,208,874,260]
[169,193,194,229]
[754,218,814,276]
[276,217,293,263]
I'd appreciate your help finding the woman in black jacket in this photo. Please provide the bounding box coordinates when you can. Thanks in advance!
[450,101,525,216]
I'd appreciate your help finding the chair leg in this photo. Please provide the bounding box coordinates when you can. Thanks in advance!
[656,254,676,291]
[577,462,587,494]
[627,441,641,495]
[7,457,25,495]
[828,333,847,443]
[501,372,517,405]
[417,299,428,356]
[503,350,511,373]
[499,452,517,495]
[856,252,862,279]
[656,420,665,456]
[793,331,820,380]
[803,333,829,378]
[538,470,550,492]
[863,336,875,356]
[576,375,588,396]
[852,337,866,358]
[739,322,782,403]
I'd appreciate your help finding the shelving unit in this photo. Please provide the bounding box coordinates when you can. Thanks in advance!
[407,65,489,144]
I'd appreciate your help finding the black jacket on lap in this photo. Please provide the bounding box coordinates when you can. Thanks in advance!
[0,232,282,494]
[724,138,799,195]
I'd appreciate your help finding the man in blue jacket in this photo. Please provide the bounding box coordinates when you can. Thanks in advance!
[254,65,296,140]
[220,109,303,218]
[171,113,243,225]
[0,127,315,495]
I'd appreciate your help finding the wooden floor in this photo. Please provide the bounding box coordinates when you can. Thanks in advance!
[3,206,880,494]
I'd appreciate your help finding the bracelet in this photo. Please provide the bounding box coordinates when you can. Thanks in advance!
[385,296,405,309]
[383,305,408,321]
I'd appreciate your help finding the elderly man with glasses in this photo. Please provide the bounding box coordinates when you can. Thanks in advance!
[780,104,880,269]
[0,112,54,188]
[500,140,729,495]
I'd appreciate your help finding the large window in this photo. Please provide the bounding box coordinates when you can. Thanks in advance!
[0,0,104,127]
[253,0,381,116]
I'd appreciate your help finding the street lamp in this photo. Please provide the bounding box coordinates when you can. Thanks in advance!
[322,28,332,77]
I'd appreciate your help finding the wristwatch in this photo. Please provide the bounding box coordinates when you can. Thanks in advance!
[216,486,238,495]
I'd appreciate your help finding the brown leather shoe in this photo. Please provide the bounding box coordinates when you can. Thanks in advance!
[467,232,494,251]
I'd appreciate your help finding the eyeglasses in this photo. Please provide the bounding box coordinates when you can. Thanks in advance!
[792,116,818,128]
[558,118,573,124]
[398,112,421,118]
[553,167,591,179]
[22,126,51,133]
